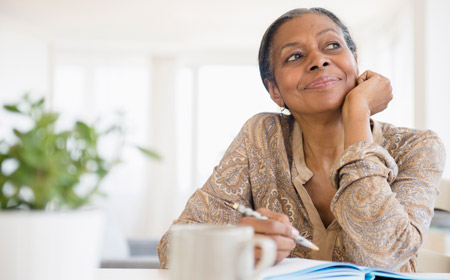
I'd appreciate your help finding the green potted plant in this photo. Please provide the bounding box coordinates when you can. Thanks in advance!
[0,94,159,280]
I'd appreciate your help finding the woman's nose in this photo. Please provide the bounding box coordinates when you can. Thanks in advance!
[307,51,330,71]
[309,61,329,71]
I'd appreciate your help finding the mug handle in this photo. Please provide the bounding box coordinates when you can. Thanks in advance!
[236,237,276,280]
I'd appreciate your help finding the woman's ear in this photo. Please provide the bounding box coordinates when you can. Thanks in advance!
[266,79,285,107]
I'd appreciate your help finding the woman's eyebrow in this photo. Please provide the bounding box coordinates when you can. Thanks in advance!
[280,28,340,53]
[279,28,340,54]
[279,42,300,54]
[317,28,339,36]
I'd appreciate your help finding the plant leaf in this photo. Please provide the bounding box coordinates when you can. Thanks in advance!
[75,121,95,143]
[136,146,161,160]
[4,105,21,113]
[37,113,59,127]
[34,98,45,108]
[13,129,23,138]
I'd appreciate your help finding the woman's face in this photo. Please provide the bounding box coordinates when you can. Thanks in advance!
[267,13,358,117]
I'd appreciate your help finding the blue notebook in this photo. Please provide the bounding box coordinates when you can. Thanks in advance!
[260,258,446,280]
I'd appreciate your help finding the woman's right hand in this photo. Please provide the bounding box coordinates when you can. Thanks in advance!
[237,208,298,264]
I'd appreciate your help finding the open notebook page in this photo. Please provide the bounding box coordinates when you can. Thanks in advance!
[259,258,330,279]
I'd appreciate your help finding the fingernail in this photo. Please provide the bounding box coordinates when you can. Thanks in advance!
[291,228,299,237]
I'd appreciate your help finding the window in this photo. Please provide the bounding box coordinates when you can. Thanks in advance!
[53,52,152,236]
[175,65,278,199]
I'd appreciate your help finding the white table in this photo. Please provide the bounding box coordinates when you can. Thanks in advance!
[97,269,167,279]
[96,269,450,280]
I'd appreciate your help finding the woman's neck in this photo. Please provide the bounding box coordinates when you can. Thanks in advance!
[293,111,345,170]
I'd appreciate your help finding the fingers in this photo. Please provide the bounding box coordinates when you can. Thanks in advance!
[350,70,393,115]
[356,70,378,84]
[356,70,369,84]
[237,208,298,264]
[240,209,299,238]
[254,233,296,264]
[357,70,389,86]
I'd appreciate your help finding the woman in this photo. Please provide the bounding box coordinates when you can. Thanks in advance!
[157,8,445,272]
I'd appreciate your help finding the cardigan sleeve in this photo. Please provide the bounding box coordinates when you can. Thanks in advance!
[330,130,446,271]
[157,120,253,269]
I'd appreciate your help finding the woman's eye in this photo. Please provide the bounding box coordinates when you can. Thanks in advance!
[325,42,340,50]
[287,53,303,62]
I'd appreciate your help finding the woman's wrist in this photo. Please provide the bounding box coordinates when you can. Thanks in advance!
[342,95,372,148]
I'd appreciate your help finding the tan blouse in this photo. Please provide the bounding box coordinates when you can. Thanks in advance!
[157,113,446,272]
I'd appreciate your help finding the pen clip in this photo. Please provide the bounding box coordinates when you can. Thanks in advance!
[224,201,238,210]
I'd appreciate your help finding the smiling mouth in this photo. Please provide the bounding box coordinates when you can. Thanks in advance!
[305,75,340,90]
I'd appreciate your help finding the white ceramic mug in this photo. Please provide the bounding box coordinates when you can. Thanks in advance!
[169,224,276,280]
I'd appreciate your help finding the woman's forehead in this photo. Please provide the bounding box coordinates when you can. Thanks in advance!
[273,13,342,47]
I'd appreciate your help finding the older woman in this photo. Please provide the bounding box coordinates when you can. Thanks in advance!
[157,8,445,272]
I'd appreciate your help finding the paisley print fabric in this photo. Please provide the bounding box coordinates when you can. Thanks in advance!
[157,113,445,272]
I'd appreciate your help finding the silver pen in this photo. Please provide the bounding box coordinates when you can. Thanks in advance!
[224,201,319,251]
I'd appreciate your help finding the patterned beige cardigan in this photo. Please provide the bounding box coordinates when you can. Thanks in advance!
[158,113,445,272]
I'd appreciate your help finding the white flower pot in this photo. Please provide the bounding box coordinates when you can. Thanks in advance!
[0,209,104,280]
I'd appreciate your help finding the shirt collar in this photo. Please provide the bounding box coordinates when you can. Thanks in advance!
[292,121,314,184]
[291,119,384,185]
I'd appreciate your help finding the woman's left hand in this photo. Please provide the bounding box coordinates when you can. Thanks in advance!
[343,70,393,116]
[341,70,392,148]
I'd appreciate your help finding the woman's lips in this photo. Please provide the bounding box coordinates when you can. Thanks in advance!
[305,75,340,89]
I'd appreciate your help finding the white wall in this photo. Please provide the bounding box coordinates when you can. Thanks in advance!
[425,0,450,178]
[357,2,414,128]
[0,19,50,138]
[0,24,49,98]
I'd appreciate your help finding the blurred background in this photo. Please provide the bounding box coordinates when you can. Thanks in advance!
[0,0,449,247]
